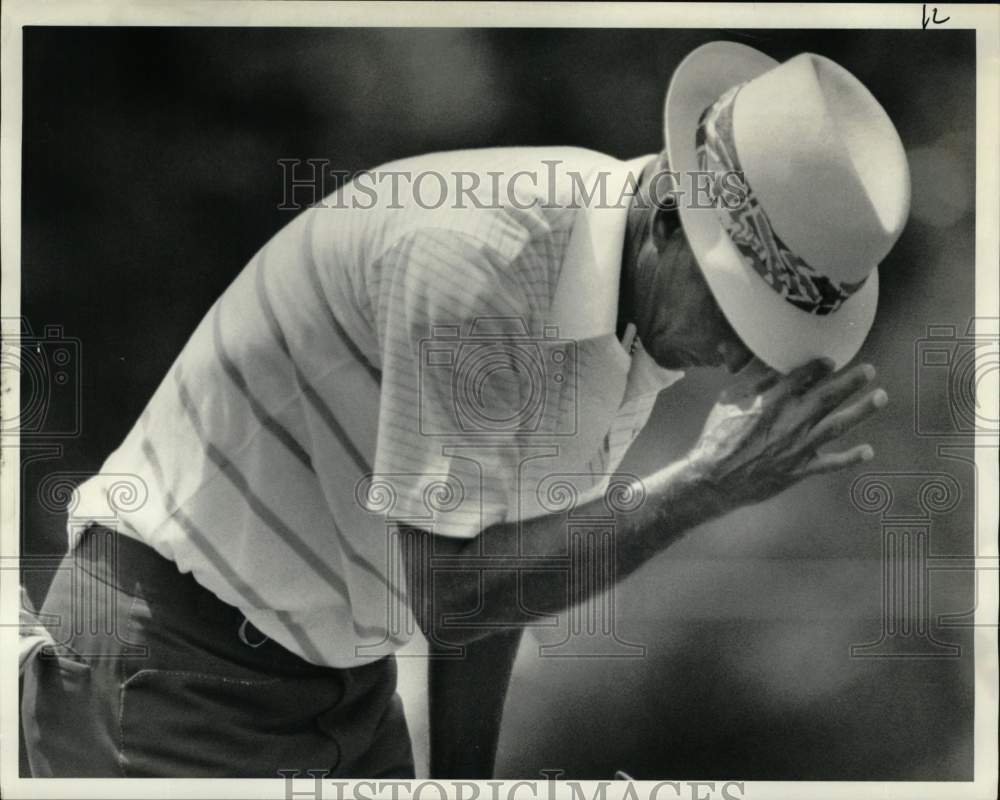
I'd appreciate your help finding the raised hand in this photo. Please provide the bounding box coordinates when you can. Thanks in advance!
[685,357,888,512]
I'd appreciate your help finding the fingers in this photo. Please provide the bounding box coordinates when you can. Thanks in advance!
[740,357,781,392]
[722,357,781,401]
[727,356,845,405]
[797,363,878,423]
[805,388,889,448]
[798,443,875,478]
[766,357,836,401]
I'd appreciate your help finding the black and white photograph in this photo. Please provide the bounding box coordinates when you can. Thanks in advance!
[1,3,997,799]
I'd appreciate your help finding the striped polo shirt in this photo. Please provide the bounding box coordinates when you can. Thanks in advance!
[71,147,684,667]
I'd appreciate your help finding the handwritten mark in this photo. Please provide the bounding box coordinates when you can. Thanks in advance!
[922,4,951,29]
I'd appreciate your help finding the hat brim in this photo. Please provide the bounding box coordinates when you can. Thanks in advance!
[664,41,878,374]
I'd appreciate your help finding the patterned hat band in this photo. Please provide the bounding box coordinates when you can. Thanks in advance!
[695,83,867,316]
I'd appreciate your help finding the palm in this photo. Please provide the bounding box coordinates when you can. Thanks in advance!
[685,357,886,511]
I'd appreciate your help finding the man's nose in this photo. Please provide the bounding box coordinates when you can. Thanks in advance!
[718,339,753,374]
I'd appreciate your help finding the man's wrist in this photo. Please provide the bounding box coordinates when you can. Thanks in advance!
[646,455,730,541]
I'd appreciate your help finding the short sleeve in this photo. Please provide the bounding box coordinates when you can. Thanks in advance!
[363,227,572,539]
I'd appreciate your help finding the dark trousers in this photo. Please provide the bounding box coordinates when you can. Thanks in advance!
[20,525,414,778]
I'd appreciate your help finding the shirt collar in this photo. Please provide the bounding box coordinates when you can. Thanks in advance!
[548,153,684,397]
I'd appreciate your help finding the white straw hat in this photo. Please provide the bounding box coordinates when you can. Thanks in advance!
[664,42,911,372]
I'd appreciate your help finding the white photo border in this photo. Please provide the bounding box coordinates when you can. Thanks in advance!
[1,3,997,799]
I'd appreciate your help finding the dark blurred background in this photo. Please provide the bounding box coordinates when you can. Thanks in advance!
[20,27,977,780]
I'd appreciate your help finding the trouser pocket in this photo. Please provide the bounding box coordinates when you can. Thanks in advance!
[20,640,116,777]
[119,668,345,777]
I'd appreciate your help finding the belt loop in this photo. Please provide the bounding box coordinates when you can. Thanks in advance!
[238,617,269,648]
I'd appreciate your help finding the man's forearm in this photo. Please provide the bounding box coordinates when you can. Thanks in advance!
[404,457,720,644]
[407,356,884,782]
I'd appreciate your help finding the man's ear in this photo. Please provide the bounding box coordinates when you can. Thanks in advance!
[647,153,680,251]
[651,202,679,251]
